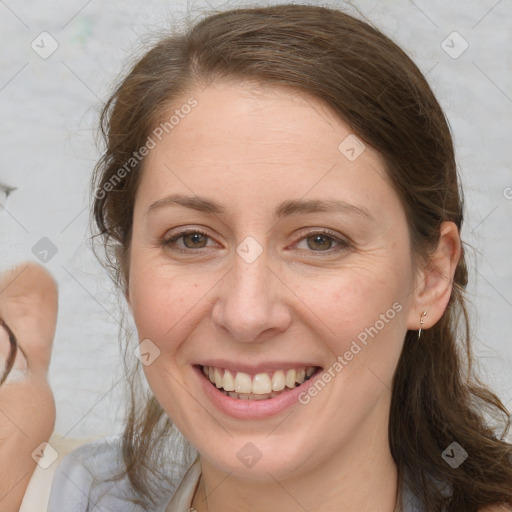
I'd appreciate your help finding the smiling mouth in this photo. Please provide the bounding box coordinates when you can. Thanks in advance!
[198,365,321,400]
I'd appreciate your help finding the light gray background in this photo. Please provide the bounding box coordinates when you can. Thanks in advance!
[1,0,511,439]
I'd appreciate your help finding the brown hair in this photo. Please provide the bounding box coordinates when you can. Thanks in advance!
[0,318,18,386]
[91,4,512,510]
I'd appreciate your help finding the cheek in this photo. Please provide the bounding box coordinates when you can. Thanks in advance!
[301,259,407,332]
[129,256,173,337]
[299,258,410,379]
[128,260,209,356]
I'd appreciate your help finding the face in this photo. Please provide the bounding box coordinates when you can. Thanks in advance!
[127,80,418,482]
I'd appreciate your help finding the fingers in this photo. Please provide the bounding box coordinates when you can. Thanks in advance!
[0,319,26,385]
[0,263,58,510]
[0,262,58,376]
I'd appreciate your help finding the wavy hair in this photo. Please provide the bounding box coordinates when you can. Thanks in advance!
[91,4,512,510]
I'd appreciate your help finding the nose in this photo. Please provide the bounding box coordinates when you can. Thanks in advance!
[211,246,292,343]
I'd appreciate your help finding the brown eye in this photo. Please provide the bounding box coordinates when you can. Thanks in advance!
[162,229,215,253]
[294,229,351,255]
[306,234,335,251]
[180,232,209,249]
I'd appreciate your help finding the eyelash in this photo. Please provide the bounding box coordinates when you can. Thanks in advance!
[161,228,351,256]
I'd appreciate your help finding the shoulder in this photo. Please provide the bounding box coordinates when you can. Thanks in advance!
[20,433,100,512]
[46,435,132,511]
[46,428,197,512]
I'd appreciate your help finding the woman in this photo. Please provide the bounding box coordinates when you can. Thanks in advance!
[3,3,511,511]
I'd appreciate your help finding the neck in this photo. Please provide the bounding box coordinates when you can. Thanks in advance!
[192,398,399,512]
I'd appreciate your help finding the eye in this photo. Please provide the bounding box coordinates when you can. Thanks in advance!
[293,229,351,255]
[162,228,217,254]
[161,227,351,256]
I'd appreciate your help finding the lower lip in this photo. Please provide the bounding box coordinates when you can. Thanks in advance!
[193,365,322,420]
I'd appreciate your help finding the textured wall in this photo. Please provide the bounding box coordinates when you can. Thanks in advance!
[1,0,511,439]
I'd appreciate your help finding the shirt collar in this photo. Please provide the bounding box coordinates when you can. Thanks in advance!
[165,454,202,512]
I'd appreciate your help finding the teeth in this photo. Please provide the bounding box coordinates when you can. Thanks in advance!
[252,373,272,394]
[271,370,285,391]
[224,390,282,400]
[223,369,235,391]
[252,393,269,400]
[202,365,317,397]
[285,369,296,388]
[234,372,252,393]
[295,368,306,384]
[214,367,223,388]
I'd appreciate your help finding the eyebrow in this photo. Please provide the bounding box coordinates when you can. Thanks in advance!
[145,194,374,222]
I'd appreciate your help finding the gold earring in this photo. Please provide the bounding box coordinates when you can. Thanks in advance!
[418,311,427,340]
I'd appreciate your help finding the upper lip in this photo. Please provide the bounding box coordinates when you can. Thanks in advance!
[195,360,322,374]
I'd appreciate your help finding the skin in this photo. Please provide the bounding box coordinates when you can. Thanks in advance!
[127,80,461,512]
[0,263,57,512]
[0,84,505,511]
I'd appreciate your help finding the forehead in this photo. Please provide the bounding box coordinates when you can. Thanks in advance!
[137,80,399,221]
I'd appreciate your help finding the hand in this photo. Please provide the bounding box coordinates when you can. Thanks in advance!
[0,263,58,511]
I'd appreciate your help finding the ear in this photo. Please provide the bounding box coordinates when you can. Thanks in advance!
[406,221,461,331]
